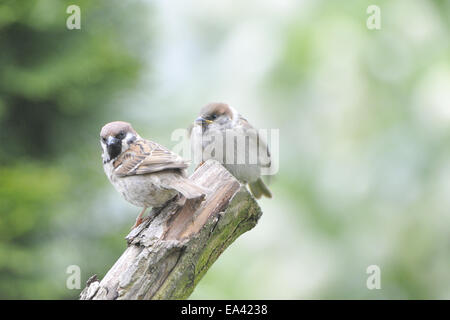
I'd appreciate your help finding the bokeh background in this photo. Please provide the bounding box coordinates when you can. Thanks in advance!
[1,0,450,299]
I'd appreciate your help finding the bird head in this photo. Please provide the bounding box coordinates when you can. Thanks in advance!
[195,102,235,132]
[100,121,138,163]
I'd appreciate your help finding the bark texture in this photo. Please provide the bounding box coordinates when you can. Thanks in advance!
[80,159,262,300]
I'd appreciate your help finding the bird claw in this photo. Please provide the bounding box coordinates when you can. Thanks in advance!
[131,207,148,230]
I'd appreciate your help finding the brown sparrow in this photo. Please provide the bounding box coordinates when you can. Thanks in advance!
[100,121,206,229]
[190,102,272,199]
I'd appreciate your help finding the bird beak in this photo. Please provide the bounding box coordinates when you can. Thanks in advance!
[195,117,213,126]
[106,136,120,147]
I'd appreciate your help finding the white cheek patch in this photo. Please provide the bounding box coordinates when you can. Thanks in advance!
[229,106,239,126]
[101,142,109,162]
[121,132,136,152]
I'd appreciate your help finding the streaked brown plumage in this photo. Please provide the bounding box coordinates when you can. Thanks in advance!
[191,102,272,199]
[100,121,207,229]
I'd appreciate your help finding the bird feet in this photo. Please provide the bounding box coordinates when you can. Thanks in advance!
[131,207,148,230]
[194,161,205,171]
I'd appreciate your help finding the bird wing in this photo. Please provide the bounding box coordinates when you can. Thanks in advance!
[237,116,271,168]
[113,139,189,177]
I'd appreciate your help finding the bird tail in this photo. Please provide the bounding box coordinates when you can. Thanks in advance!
[170,176,208,200]
[248,178,272,199]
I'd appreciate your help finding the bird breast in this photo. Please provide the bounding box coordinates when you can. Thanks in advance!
[103,163,177,208]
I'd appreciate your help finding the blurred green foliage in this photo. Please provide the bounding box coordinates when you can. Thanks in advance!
[1,0,450,300]
[0,0,149,298]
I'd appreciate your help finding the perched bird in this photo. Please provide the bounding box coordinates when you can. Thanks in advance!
[100,121,206,229]
[191,102,272,199]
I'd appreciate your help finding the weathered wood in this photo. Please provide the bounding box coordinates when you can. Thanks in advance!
[80,159,262,300]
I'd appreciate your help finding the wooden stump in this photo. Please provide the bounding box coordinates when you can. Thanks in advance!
[80,159,262,300]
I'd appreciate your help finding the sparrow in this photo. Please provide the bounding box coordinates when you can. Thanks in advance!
[190,102,272,199]
[100,121,206,229]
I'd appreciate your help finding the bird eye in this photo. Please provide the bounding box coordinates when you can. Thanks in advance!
[211,114,217,120]
[116,132,125,139]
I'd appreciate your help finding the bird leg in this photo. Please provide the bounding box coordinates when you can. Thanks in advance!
[195,161,205,170]
[131,207,147,230]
